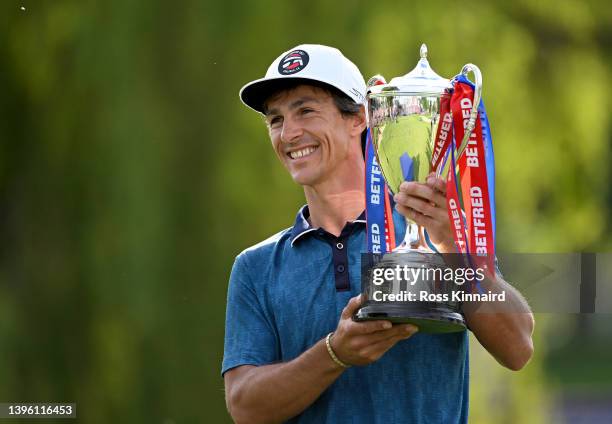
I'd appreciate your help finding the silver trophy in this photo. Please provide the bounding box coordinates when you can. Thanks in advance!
[355,44,483,333]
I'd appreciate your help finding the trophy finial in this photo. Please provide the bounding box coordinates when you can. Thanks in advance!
[372,42,449,95]
[420,44,428,59]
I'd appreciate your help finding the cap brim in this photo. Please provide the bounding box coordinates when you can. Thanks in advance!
[240,76,342,114]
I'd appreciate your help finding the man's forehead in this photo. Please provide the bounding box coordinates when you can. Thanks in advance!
[264,84,332,113]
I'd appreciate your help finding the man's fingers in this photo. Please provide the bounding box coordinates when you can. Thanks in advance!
[395,204,435,227]
[396,193,437,218]
[358,324,418,343]
[398,181,434,200]
[359,325,419,358]
[430,191,448,214]
[395,188,448,226]
[341,295,362,320]
[398,178,447,208]
[380,324,418,341]
[350,319,393,334]
[426,174,446,195]
[426,175,448,210]
[396,184,445,216]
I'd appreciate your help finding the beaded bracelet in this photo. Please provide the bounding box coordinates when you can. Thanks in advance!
[325,332,351,368]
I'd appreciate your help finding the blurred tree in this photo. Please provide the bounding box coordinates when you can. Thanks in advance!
[0,0,609,422]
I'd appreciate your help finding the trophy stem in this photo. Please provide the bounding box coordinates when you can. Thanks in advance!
[399,217,423,251]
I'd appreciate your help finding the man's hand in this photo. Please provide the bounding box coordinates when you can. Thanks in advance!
[331,295,418,366]
[394,173,455,253]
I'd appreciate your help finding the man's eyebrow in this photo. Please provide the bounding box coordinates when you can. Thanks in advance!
[265,96,320,117]
[288,96,319,109]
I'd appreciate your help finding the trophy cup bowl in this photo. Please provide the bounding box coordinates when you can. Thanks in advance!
[355,44,470,333]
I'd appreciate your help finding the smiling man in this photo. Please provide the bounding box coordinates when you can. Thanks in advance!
[263,82,367,233]
[222,44,534,424]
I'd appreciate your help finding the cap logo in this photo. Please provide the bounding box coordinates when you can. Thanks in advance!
[349,87,365,103]
[278,50,309,75]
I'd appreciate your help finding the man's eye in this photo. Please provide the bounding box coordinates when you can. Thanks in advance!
[269,117,282,126]
[301,108,314,115]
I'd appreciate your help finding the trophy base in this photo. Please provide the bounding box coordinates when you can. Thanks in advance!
[356,250,467,334]
[354,304,466,334]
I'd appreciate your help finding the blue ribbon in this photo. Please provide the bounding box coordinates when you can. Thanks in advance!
[365,129,387,254]
[479,102,496,248]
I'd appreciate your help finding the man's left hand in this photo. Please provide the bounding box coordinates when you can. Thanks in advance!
[394,173,455,253]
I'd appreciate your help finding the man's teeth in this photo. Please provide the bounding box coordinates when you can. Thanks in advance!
[290,146,317,159]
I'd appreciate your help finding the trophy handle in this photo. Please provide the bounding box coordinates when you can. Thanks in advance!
[455,64,482,158]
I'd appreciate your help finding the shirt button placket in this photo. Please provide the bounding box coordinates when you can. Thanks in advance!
[332,236,350,291]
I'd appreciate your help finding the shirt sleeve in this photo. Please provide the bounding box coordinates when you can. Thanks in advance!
[221,252,279,376]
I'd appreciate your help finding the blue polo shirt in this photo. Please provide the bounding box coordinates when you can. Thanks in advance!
[222,206,469,424]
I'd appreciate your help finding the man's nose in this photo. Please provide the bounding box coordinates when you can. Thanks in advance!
[280,116,303,144]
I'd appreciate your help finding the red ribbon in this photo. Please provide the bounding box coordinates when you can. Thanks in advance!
[453,81,495,274]
[383,188,396,252]
[430,93,453,173]
[438,81,495,275]
[446,161,468,255]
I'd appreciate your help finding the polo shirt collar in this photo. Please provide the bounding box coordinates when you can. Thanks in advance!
[290,205,366,247]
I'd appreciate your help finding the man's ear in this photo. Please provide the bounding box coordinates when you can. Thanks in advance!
[350,105,367,137]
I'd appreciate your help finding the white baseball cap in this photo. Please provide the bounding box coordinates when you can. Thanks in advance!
[239,44,366,114]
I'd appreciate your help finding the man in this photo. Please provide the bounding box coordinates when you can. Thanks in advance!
[222,44,534,424]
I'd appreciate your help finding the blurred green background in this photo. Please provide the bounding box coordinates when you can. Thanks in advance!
[0,0,610,422]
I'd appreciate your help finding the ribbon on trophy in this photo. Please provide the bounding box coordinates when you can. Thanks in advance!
[365,128,396,254]
[430,74,496,276]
